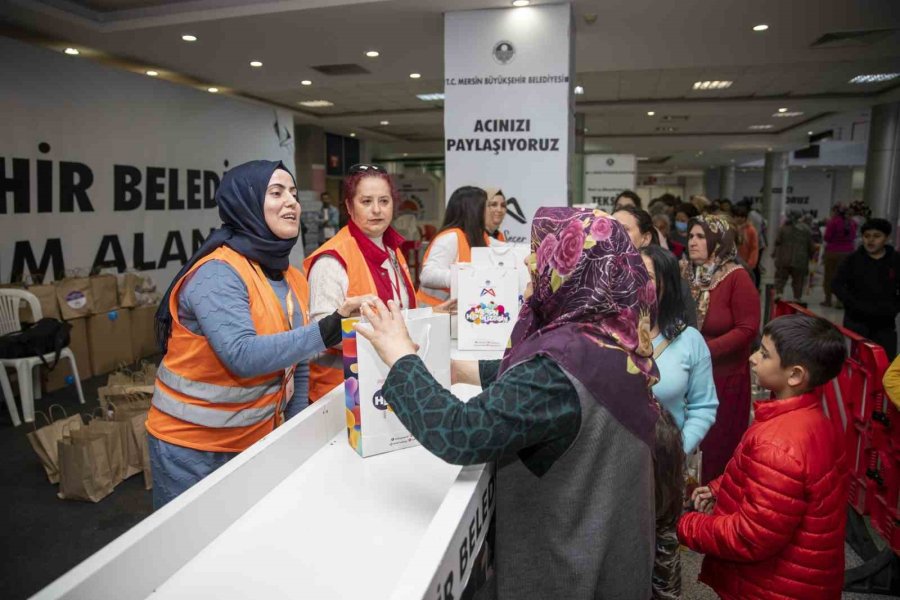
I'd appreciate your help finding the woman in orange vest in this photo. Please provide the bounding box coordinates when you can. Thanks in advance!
[304,164,417,402]
[417,185,504,306]
[147,160,367,509]
[484,187,508,242]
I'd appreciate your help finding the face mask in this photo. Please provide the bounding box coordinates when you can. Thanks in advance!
[675,221,688,233]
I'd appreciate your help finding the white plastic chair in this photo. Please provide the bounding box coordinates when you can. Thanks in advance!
[0,288,85,426]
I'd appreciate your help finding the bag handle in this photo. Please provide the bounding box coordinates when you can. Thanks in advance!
[31,411,51,431]
[47,403,68,423]
[86,407,106,422]
[412,323,432,362]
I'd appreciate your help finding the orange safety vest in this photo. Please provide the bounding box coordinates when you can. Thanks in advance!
[303,226,414,402]
[416,228,472,307]
[146,246,310,453]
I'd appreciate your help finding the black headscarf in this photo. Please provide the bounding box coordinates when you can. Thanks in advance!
[155,160,298,353]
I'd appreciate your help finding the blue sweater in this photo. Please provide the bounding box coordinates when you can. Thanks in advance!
[178,260,326,420]
[651,328,719,453]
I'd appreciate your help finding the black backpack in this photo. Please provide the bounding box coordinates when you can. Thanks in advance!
[0,318,72,369]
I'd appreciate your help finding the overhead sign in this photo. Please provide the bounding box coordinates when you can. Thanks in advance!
[584,154,637,210]
[444,4,574,244]
[0,36,296,286]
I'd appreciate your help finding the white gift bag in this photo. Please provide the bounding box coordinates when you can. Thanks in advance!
[456,265,519,351]
[342,309,451,458]
[471,244,531,296]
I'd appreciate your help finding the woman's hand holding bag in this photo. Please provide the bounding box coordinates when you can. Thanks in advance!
[353,299,418,367]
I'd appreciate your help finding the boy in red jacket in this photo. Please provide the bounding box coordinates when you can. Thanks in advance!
[678,314,848,599]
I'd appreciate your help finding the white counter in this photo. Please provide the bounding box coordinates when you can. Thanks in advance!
[33,348,500,600]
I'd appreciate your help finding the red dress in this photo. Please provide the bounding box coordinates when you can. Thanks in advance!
[678,393,848,599]
[698,267,760,482]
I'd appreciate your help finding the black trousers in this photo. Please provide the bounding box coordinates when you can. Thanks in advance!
[843,316,898,360]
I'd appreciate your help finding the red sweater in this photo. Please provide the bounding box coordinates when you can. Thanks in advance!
[678,393,849,600]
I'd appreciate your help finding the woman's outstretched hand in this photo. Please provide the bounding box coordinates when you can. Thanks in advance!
[338,294,378,318]
[354,299,418,367]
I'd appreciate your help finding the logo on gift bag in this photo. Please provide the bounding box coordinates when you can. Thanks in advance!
[373,388,395,413]
[480,282,496,298]
[65,291,86,309]
[465,301,511,325]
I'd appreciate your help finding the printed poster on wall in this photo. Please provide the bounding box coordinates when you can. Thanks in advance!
[583,154,637,210]
[444,4,573,244]
[0,36,296,288]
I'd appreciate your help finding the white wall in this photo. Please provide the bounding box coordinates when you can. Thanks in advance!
[0,36,296,287]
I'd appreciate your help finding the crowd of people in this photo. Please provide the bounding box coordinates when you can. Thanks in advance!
[146,160,898,599]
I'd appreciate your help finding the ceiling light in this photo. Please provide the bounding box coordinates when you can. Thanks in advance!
[380,120,390,125]
[301,80,312,86]
[207,87,219,93]
[417,92,445,101]
[749,124,773,130]
[250,61,263,68]
[403,153,409,157]
[773,111,803,117]
[849,73,899,84]
[349,133,356,137]
[753,24,769,32]
[647,111,655,116]
[512,0,531,6]
[64,48,79,55]
[146,70,159,77]
[808,131,814,135]
[299,100,334,107]
[409,73,421,79]
[182,35,197,42]
[693,80,733,90]
[574,85,584,95]
[365,50,380,58]
[778,107,788,113]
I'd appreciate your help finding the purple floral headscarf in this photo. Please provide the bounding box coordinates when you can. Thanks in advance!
[499,207,660,447]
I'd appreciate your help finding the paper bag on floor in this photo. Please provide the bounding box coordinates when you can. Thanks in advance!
[130,412,152,490]
[107,398,150,479]
[57,432,114,502]
[25,406,83,484]
[342,309,450,457]
[76,413,128,486]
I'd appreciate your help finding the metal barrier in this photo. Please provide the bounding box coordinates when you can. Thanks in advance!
[771,301,900,594]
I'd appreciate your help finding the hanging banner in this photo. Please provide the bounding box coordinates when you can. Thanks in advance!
[583,154,637,210]
[444,4,574,244]
[735,170,836,219]
[0,36,296,286]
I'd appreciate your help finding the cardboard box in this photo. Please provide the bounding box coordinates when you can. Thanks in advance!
[44,317,93,392]
[87,309,134,376]
[130,304,159,361]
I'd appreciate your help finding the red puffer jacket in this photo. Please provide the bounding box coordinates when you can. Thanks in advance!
[677,393,848,599]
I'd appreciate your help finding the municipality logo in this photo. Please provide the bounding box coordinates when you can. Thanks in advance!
[493,41,515,65]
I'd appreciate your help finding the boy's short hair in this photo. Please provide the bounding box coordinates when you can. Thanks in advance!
[763,315,846,388]
[861,218,892,236]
